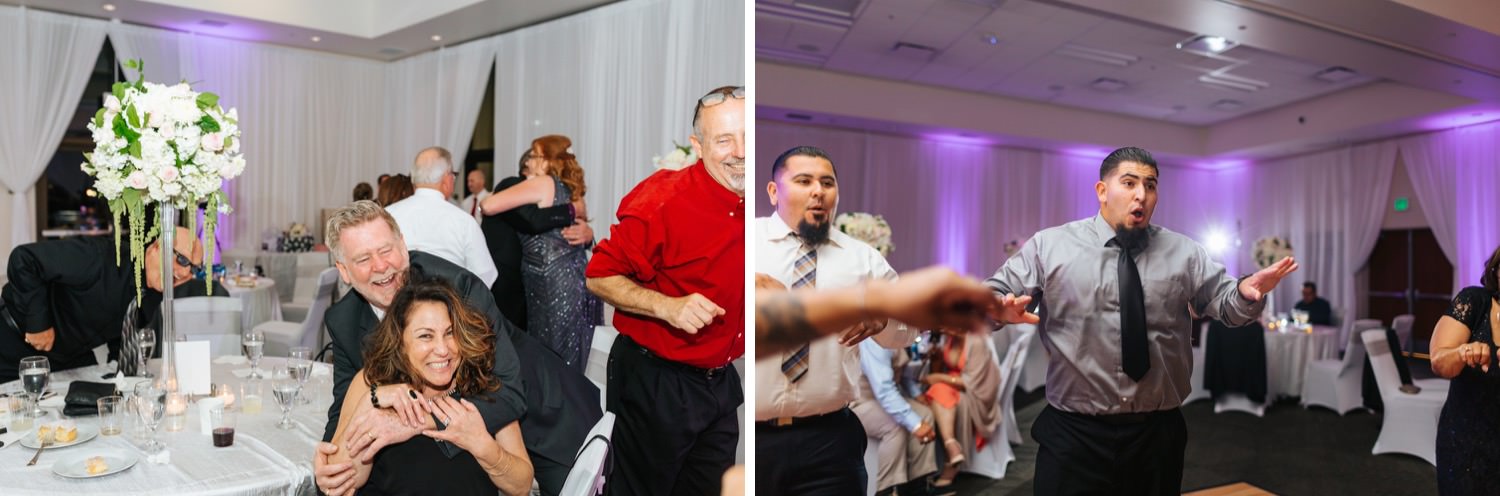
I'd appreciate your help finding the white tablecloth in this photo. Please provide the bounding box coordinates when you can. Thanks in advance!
[1265,324,1339,399]
[0,358,331,496]
[224,278,282,330]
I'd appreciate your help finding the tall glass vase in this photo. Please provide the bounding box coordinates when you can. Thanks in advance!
[156,206,179,393]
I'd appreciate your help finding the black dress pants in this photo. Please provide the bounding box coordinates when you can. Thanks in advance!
[604,336,742,496]
[756,408,868,495]
[1033,405,1187,496]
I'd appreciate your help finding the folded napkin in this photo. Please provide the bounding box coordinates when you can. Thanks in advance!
[62,381,118,417]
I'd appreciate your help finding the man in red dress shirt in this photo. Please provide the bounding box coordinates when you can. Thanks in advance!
[586,85,746,496]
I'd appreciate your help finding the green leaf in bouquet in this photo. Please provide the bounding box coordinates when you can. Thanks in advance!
[126,104,141,128]
[223,136,233,150]
[128,140,142,159]
[93,107,107,128]
[196,92,219,110]
[112,81,127,102]
[112,114,140,143]
[198,114,221,133]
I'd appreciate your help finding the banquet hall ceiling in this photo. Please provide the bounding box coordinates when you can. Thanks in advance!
[757,0,1500,160]
[0,0,618,61]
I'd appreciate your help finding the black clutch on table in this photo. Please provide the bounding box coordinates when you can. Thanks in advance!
[62,381,118,417]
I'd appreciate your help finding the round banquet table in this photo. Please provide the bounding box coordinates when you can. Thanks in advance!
[1264,323,1339,399]
[0,357,331,496]
[224,278,282,330]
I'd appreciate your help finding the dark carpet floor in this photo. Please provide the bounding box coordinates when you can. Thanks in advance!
[949,391,1437,495]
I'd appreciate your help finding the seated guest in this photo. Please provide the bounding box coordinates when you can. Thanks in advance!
[922,330,1001,491]
[313,201,599,496]
[852,338,940,496]
[377,174,414,206]
[353,182,374,202]
[1295,282,1333,325]
[1,225,225,381]
[329,278,532,495]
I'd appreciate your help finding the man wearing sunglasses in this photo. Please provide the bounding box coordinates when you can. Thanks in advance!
[0,225,225,381]
[586,85,746,496]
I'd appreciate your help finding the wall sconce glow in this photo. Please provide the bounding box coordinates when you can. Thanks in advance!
[1203,228,1230,255]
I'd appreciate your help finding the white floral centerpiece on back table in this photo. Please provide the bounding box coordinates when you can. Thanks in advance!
[80,59,244,390]
[835,212,894,257]
[652,142,697,171]
[1252,236,1294,322]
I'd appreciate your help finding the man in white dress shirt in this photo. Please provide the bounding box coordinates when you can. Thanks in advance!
[755,145,917,495]
[460,169,491,222]
[385,146,499,287]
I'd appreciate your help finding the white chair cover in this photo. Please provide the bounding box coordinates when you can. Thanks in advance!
[962,327,1032,479]
[1300,318,1382,414]
[1361,329,1445,465]
[1184,321,1213,405]
[173,296,243,356]
[255,267,338,357]
[1391,314,1415,353]
[559,412,617,496]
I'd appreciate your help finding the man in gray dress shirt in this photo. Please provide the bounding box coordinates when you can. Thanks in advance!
[985,146,1298,495]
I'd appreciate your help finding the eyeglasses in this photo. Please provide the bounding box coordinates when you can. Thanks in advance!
[697,87,744,109]
[173,250,203,274]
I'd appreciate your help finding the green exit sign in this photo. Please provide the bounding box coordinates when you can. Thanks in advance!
[1394,197,1409,212]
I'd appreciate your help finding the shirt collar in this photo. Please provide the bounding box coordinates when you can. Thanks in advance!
[1090,212,1158,249]
[688,159,745,211]
[412,188,447,202]
[763,214,843,249]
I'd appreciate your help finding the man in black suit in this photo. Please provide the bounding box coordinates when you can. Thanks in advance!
[480,151,591,331]
[313,200,601,496]
[1,226,224,381]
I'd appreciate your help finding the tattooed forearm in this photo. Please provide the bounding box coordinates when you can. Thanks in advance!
[756,293,822,359]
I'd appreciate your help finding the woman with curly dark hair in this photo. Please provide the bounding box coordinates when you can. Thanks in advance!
[1432,244,1500,494]
[327,278,533,495]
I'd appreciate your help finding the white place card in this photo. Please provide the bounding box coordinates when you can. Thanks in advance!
[175,341,212,395]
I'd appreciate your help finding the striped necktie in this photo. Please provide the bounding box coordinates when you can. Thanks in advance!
[781,242,816,383]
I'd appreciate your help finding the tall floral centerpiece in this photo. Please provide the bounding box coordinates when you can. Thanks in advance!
[835,212,894,257]
[80,59,245,389]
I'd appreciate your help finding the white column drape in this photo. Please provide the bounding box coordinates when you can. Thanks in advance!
[1400,121,1500,293]
[0,6,106,260]
[493,0,745,236]
[383,38,497,178]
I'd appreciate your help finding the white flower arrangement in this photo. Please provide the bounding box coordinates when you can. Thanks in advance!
[652,141,697,171]
[1252,236,1293,269]
[80,59,244,300]
[835,212,894,257]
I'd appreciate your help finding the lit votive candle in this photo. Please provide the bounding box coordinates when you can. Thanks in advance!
[164,393,188,432]
[212,384,237,409]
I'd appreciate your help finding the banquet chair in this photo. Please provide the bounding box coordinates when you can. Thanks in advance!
[254,267,338,357]
[961,327,1031,480]
[283,253,333,323]
[1184,321,1213,405]
[559,411,616,496]
[1002,327,1037,445]
[586,326,619,411]
[1361,330,1444,465]
[1391,314,1415,353]
[173,296,243,357]
[1300,318,1382,414]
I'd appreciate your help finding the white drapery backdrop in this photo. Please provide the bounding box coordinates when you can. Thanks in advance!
[1400,121,1500,293]
[0,0,742,264]
[758,120,1410,320]
[493,0,745,232]
[0,6,106,251]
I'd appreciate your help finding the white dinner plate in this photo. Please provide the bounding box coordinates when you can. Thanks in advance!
[21,423,100,449]
[51,449,139,479]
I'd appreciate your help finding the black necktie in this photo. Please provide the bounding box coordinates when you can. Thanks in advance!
[1118,241,1149,381]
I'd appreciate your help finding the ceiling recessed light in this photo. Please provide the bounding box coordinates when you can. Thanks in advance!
[431,35,442,42]
[102,3,116,11]
[1312,66,1358,83]
[310,36,321,42]
[1088,77,1128,92]
[980,33,999,45]
[1176,34,1237,54]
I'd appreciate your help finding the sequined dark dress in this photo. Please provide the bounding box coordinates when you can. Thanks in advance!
[520,176,599,372]
[1436,286,1500,495]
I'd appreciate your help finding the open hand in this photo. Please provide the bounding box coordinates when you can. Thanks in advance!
[1239,256,1299,302]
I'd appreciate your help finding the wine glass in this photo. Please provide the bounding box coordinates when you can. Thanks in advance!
[136,327,156,378]
[19,356,49,418]
[242,329,265,379]
[271,370,301,430]
[288,346,313,405]
[133,382,167,453]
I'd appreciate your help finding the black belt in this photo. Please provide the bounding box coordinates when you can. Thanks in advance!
[756,407,853,429]
[1053,405,1178,426]
[622,335,731,380]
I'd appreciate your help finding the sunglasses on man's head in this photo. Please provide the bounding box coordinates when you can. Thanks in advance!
[697,87,744,109]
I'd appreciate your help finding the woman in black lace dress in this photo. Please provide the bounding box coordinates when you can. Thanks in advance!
[1432,245,1500,495]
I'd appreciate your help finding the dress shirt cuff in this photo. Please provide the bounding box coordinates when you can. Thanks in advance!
[898,412,923,432]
